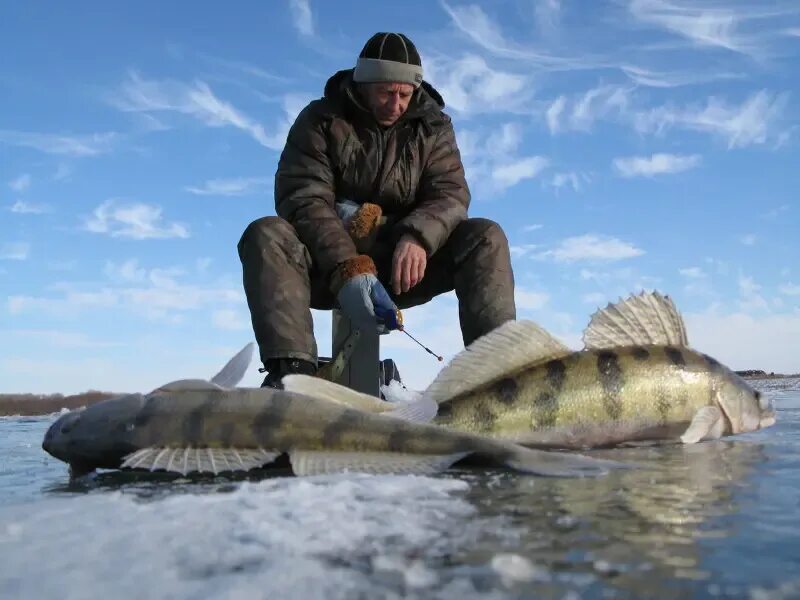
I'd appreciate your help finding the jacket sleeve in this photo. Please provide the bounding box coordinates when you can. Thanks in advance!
[394,120,470,256]
[274,104,358,282]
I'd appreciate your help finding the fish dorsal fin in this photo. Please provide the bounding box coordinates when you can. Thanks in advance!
[282,375,437,423]
[424,320,571,405]
[210,342,255,388]
[156,379,226,392]
[583,291,688,350]
[282,375,392,412]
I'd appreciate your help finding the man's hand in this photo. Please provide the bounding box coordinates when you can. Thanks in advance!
[392,234,427,295]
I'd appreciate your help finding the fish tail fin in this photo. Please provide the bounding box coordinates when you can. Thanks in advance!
[500,443,631,477]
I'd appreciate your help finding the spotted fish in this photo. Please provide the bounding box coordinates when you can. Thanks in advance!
[287,292,776,449]
[41,344,622,479]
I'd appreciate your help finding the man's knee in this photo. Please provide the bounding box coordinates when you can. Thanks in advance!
[451,218,510,259]
[238,216,298,258]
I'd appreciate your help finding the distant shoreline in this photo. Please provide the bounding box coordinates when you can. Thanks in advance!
[2,371,799,416]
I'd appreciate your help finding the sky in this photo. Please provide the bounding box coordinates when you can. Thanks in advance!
[1,0,799,394]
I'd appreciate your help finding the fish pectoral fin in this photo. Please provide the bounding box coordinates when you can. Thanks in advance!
[288,450,469,476]
[121,447,280,475]
[282,375,393,413]
[209,342,255,388]
[384,395,439,423]
[154,379,226,392]
[680,406,724,444]
[583,291,689,350]
[425,320,571,405]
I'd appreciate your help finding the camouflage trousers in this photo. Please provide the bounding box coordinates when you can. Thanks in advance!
[237,216,517,365]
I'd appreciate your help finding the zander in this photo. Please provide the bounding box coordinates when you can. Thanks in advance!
[288,292,776,449]
[41,344,621,479]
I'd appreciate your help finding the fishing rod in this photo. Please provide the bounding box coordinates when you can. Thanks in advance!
[375,307,444,362]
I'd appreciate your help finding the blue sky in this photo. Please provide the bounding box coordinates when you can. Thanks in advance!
[1,0,799,394]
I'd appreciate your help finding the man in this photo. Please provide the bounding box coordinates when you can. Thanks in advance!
[238,32,516,388]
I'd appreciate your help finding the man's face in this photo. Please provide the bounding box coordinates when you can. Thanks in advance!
[362,82,415,127]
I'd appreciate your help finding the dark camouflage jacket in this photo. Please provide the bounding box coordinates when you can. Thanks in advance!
[274,68,470,282]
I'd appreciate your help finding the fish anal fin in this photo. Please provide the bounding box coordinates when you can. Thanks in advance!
[425,320,571,405]
[583,291,689,350]
[288,450,468,476]
[121,447,280,475]
[680,406,723,444]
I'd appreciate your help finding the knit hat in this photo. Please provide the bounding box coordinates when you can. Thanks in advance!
[353,32,423,89]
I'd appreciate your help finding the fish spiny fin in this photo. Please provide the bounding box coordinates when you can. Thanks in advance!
[121,447,280,475]
[583,291,688,350]
[282,375,392,413]
[680,406,723,444]
[210,342,255,388]
[289,450,469,476]
[424,320,570,405]
[156,379,225,392]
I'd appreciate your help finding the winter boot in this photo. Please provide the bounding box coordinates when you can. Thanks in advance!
[260,358,317,389]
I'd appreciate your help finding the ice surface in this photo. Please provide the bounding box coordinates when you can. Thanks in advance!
[0,474,509,600]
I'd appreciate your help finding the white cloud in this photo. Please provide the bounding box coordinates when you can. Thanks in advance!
[536,0,561,32]
[549,171,587,192]
[425,54,532,116]
[0,130,116,156]
[627,0,766,55]
[538,234,645,263]
[522,224,543,232]
[85,200,190,240]
[9,173,31,192]
[110,72,294,150]
[510,243,540,258]
[8,200,49,214]
[546,85,631,133]
[492,156,550,189]
[185,177,271,197]
[738,274,769,312]
[0,242,30,261]
[515,287,549,310]
[613,153,702,177]
[679,267,706,278]
[634,90,789,149]
[685,311,800,374]
[779,283,800,296]
[212,309,249,331]
[785,28,800,37]
[6,329,118,350]
[288,0,314,37]
[104,259,147,283]
[739,233,757,246]
[620,65,739,88]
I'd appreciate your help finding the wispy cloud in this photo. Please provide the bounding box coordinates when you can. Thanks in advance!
[738,274,769,312]
[620,65,740,88]
[546,85,631,133]
[778,283,800,296]
[522,224,543,232]
[185,177,271,197]
[104,258,147,283]
[440,1,578,68]
[212,308,249,331]
[288,0,314,37]
[426,54,533,116]
[613,153,702,177]
[634,90,789,149]
[627,0,787,56]
[679,266,706,278]
[85,200,190,240]
[548,171,589,192]
[9,173,31,192]
[510,243,540,259]
[109,72,292,150]
[515,287,550,310]
[537,234,645,263]
[0,130,116,156]
[492,156,550,189]
[535,0,562,33]
[7,329,119,350]
[8,200,50,214]
[739,233,758,246]
[0,242,31,261]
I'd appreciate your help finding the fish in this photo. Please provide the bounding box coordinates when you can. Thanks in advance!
[41,343,623,479]
[284,291,776,450]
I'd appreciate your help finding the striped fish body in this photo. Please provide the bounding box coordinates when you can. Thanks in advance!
[43,386,620,478]
[433,345,723,448]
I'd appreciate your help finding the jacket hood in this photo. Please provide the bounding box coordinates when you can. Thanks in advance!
[323,68,445,122]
